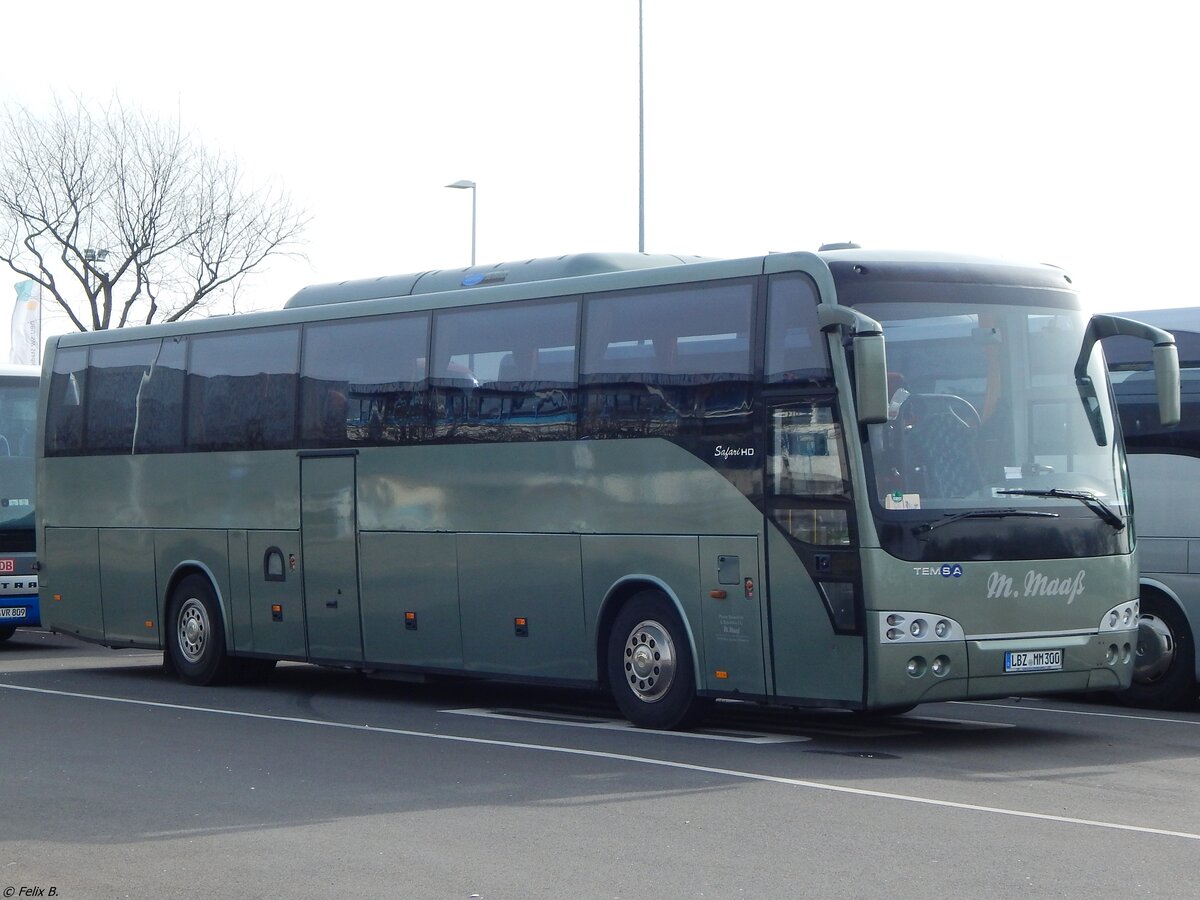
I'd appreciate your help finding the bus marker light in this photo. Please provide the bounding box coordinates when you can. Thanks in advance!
[715,670,729,679]
[514,617,529,637]
[886,628,903,641]
[53,594,62,602]
[906,657,926,677]
[405,611,418,631]
[144,620,154,629]
[271,604,283,622]
[710,590,727,600]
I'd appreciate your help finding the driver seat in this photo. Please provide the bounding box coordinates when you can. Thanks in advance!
[916,409,983,498]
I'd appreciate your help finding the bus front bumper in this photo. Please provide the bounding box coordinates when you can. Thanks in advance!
[870,628,1137,709]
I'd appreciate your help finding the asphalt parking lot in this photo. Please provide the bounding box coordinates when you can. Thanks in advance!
[3,628,1198,899]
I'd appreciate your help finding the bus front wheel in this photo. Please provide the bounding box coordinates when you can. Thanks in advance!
[1118,590,1196,710]
[166,574,236,686]
[606,591,712,730]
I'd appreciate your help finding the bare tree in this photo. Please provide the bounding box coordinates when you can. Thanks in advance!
[0,95,308,331]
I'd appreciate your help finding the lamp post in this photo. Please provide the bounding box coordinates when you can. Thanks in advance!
[445,180,477,266]
[638,0,645,253]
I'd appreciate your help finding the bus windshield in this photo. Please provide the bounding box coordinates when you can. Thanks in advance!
[853,295,1126,559]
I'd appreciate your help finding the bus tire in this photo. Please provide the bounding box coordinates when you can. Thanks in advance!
[0,625,15,643]
[166,574,236,686]
[1118,590,1197,710]
[606,591,712,730]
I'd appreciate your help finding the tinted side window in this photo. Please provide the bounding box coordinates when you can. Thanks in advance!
[187,327,300,451]
[85,339,184,455]
[135,337,187,453]
[300,313,430,447]
[580,280,753,439]
[430,298,578,442]
[45,346,88,457]
[86,340,158,454]
[766,273,831,386]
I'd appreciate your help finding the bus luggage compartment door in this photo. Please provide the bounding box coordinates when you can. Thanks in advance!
[300,454,363,663]
[698,536,765,697]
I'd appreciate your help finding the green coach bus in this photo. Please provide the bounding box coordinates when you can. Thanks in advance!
[36,248,1180,728]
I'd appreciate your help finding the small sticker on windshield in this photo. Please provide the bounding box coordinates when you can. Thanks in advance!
[885,492,921,510]
[1004,466,1022,480]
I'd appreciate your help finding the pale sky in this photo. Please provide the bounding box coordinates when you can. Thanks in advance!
[3,0,1198,358]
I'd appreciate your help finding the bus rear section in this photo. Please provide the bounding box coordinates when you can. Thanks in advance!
[0,365,40,643]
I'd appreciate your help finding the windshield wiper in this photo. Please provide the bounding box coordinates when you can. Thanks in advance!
[995,488,1125,531]
[916,508,1059,535]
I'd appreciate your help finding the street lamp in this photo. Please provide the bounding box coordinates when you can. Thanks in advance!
[445,180,477,266]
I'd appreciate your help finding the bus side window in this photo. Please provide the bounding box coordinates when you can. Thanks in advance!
[187,327,300,452]
[580,279,754,440]
[430,298,579,443]
[765,273,832,387]
[300,312,430,448]
[45,347,89,457]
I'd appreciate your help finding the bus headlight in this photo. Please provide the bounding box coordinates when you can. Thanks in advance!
[878,612,963,643]
[1099,602,1139,634]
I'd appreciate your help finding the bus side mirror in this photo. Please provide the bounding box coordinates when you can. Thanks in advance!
[851,331,889,425]
[1086,314,1181,427]
[1153,341,1181,426]
[817,306,889,425]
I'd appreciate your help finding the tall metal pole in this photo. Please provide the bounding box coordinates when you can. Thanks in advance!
[638,0,645,253]
[445,180,477,265]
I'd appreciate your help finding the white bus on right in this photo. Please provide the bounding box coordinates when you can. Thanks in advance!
[1106,307,1200,708]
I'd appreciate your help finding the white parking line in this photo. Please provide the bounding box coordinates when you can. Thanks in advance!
[4,681,1198,843]
[443,707,811,743]
[952,700,1200,726]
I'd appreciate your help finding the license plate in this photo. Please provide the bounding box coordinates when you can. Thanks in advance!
[0,606,27,619]
[1004,649,1063,673]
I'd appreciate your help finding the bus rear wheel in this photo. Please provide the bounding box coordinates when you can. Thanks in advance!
[166,574,236,686]
[1118,590,1196,710]
[606,591,712,730]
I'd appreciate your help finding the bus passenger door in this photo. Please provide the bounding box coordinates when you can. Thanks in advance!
[300,453,363,663]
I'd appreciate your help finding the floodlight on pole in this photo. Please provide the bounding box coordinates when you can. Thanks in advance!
[445,180,477,265]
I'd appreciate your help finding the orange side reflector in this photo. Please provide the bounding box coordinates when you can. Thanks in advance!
[709,590,727,600]
[715,670,729,679]
[271,604,282,614]
[515,617,528,626]
[144,620,154,629]
[404,611,416,621]
[53,594,62,602]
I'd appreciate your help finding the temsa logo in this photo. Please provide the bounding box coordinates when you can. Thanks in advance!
[912,564,963,578]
